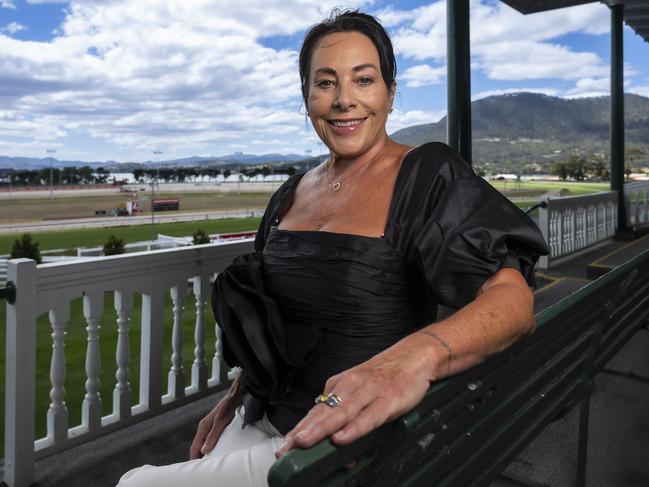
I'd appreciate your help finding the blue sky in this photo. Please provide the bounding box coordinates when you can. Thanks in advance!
[0,0,647,162]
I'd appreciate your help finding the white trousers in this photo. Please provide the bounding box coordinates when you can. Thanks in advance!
[116,407,284,487]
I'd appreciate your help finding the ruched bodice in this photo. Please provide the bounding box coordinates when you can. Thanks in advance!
[212,142,549,434]
[260,228,430,431]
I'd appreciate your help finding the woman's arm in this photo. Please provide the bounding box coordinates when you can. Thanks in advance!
[275,267,534,457]
[189,375,242,459]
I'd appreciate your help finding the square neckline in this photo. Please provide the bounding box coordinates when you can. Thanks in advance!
[274,146,418,240]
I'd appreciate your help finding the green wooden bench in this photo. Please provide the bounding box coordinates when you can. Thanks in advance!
[268,248,649,487]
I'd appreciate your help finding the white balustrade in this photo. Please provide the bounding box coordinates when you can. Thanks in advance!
[47,304,70,442]
[538,191,618,269]
[191,275,209,391]
[168,282,186,399]
[82,292,104,431]
[625,180,649,228]
[211,315,228,385]
[3,240,253,487]
[113,290,133,419]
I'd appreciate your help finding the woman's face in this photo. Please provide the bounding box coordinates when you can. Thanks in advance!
[307,31,394,159]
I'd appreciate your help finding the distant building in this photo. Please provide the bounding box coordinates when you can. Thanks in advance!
[491,173,519,180]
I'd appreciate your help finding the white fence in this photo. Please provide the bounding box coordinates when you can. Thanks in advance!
[537,191,618,269]
[625,180,649,228]
[2,240,253,487]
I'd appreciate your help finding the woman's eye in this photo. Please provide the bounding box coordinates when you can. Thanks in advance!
[315,79,334,88]
[358,77,374,85]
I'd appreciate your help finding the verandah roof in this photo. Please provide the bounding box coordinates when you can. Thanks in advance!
[500,0,649,43]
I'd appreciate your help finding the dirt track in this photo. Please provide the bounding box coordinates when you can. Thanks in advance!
[1,183,279,226]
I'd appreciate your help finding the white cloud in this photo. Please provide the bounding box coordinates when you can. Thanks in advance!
[565,76,636,98]
[2,21,26,34]
[1,1,17,9]
[628,85,649,98]
[386,1,610,83]
[1,0,641,161]
[0,0,373,160]
[565,77,609,97]
[387,108,445,134]
[400,64,446,88]
[389,2,447,61]
[475,41,607,80]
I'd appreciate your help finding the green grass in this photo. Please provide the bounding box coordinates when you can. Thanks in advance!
[488,180,609,196]
[1,217,262,254]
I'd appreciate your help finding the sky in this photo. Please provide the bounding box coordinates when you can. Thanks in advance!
[0,0,648,163]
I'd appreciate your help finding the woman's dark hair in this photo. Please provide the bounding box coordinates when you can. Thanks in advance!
[299,9,396,107]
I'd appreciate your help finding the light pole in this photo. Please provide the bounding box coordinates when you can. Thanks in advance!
[46,148,56,199]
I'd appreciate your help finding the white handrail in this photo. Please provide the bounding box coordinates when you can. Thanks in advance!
[538,191,618,269]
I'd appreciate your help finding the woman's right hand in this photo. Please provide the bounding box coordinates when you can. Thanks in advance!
[189,377,241,459]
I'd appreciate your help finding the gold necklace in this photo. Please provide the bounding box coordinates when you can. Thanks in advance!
[325,155,377,192]
[325,159,342,191]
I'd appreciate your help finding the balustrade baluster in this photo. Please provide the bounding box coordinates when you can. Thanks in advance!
[82,292,104,431]
[168,283,186,398]
[140,289,164,410]
[569,208,576,254]
[556,210,564,257]
[113,290,133,419]
[212,313,228,384]
[192,275,208,390]
[47,304,70,442]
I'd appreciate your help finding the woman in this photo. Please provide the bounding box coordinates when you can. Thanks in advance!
[118,9,548,487]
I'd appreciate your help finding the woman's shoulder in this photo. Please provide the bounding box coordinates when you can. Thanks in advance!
[268,172,305,209]
[402,141,475,183]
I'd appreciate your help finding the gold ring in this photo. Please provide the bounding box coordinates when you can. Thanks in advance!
[314,393,342,408]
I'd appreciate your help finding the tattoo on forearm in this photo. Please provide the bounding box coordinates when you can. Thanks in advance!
[417,329,452,377]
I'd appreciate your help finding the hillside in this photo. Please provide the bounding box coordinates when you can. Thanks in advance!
[391,92,649,172]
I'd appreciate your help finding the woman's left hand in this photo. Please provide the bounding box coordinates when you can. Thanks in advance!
[274,332,442,458]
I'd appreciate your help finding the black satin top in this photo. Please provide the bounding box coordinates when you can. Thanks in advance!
[212,142,549,434]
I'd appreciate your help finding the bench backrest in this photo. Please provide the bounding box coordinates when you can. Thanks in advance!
[268,248,649,487]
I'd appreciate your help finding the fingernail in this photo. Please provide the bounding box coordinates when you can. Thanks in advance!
[333,430,346,441]
[200,442,207,454]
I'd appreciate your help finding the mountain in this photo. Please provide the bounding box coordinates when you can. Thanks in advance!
[5,93,648,173]
[212,153,305,164]
[390,92,649,171]
[0,152,309,171]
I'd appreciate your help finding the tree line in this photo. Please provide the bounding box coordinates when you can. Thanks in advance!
[132,165,297,183]
[1,166,111,186]
[1,163,300,187]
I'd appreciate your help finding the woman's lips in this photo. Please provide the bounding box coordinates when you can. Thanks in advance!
[327,117,367,135]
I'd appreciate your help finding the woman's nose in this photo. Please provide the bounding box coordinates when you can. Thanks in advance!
[333,82,356,111]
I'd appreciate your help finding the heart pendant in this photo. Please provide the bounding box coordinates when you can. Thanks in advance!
[331,182,341,191]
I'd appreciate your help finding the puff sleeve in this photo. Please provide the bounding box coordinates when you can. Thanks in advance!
[416,175,549,308]
[394,143,549,310]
